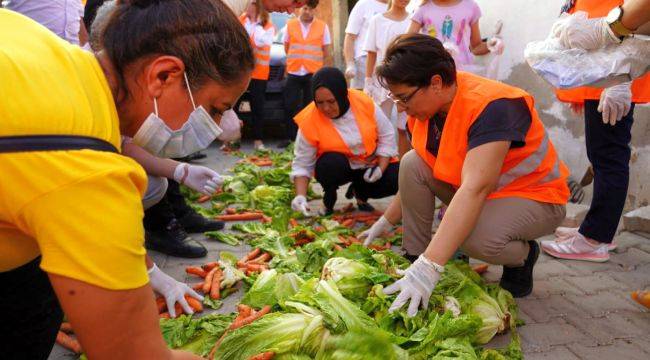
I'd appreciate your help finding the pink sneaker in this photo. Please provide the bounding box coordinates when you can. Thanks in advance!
[541,232,610,262]
[553,227,617,251]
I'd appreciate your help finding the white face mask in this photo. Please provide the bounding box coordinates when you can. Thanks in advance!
[133,73,223,158]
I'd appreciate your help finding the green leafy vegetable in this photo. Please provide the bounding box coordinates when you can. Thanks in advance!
[204,231,240,246]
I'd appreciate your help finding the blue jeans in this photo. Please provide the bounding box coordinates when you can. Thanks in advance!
[579,100,635,243]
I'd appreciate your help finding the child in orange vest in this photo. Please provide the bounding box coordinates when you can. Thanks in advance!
[279,0,331,148]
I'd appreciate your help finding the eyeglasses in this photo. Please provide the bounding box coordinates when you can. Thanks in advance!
[387,86,422,106]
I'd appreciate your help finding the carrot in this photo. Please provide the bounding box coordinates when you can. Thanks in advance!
[249,352,275,360]
[236,260,248,269]
[202,262,220,272]
[183,295,203,312]
[261,215,272,223]
[185,266,208,278]
[314,226,325,232]
[246,263,267,272]
[369,244,385,251]
[174,303,184,316]
[197,195,211,203]
[348,236,361,244]
[395,226,403,234]
[216,212,264,221]
[230,305,271,330]
[59,322,74,334]
[237,304,253,318]
[294,238,312,246]
[254,160,273,167]
[56,331,82,354]
[156,297,167,313]
[334,244,344,252]
[250,252,271,264]
[225,207,237,215]
[210,268,223,300]
[245,248,262,261]
[341,203,355,213]
[472,264,489,275]
[631,291,650,308]
[192,283,204,292]
[211,306,272,358]
[203,267,218,294]
[341,219,356,228]
[289,218,299,228]
[160,312,171,319]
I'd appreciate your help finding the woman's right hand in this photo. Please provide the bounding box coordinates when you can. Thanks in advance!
[291,195,311,217]
[359,215,393,246]
[173,163,223,195]
[383,255,443,317]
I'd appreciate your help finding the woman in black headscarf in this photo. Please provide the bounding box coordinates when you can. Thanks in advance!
[289,67,400,215]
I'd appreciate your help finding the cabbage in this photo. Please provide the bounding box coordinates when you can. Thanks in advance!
[241,270,305,309]
[316,328,409,360]
[160,313,235,357]
[321,257,385,301]
[214,312,328,360]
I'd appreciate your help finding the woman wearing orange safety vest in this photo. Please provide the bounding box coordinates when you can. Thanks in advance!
[541,0,650,263]
[363,34,569,317]
[239,1,276,150]
[290,67,399,216]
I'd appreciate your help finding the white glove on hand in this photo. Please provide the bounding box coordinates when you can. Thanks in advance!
[359,216,394,246]
[363,77,376,98]
[384,255,443,317]
[598,82,632,125]
[217,110,242,142]
[487,37,505,55]
[345,62,356,79]
[148,264,203,318]
[363,166,383,183]
[291,195,311,216]
[174,163,223,195]
[556,12,620,50]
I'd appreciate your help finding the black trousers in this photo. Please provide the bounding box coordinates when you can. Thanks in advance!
[248,79,267,141]
[283,73,313,140]
[314,152,399,211]
[144,179,193,230]
[0,257,63,359]
[579,100,636,243]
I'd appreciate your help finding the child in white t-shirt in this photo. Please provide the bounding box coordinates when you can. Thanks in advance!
[363,0,412,157]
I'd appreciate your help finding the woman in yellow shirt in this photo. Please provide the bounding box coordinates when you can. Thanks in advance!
[0,1,254,358]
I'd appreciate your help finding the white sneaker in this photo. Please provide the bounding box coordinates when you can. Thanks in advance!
[553,227,617,251]
[541,232,610,262]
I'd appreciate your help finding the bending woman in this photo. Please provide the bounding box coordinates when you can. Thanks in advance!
[372,35,569,316]
[290,67,399,216]
[0,0,253,358]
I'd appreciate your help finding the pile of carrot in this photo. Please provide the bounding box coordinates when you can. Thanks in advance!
[249,352,275,360]
[185,262,225,301]
[236,248,272,275]
[291,229,317,247]
[332,211,384,228]
[157,294,204,318]
[209,304,272,358]
[57,322,83,354]
[244,155,273,167]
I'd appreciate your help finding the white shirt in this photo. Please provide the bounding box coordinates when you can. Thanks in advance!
[363,13,411,68]
[345,0,389,59]
[290,104,398,180]
[7,0,84,45]
[222,0,250,17]
[283,20,332,76]
[241,17,275,48]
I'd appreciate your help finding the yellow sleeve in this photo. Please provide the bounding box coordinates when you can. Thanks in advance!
[20,163,149,290]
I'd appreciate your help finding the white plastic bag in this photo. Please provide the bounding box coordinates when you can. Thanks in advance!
[525,14,650,89]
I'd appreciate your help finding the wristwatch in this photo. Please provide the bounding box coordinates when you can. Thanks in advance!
[605,6,634,40]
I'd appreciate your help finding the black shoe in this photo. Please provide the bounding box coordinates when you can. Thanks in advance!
[276,140,292,149]
[145,219,207,258]
[499,240,540,297]
[178,211,225,233]
[345,184,355,199]
[357,202,375,212]
[175,151,207,163]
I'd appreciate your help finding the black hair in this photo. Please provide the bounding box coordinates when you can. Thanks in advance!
[376,33,456,88]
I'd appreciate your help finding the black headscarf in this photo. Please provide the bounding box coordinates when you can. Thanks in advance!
[311,67,350,119]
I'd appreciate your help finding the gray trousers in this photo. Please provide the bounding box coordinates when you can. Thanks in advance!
[400,150,566,267]
[142,175,168,210]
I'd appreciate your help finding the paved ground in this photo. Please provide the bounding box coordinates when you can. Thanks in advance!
[49,141,650,359]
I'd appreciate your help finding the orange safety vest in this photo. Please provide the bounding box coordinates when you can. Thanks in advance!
[286,18,325,74]
[408,72,569,204]
[239,14,274,80]
[555,0,650,103]
[295,89,392,164]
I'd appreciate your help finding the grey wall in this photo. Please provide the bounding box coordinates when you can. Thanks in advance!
[474,0,650,210]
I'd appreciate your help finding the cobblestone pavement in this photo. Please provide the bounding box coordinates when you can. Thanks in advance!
[49,142,650,359]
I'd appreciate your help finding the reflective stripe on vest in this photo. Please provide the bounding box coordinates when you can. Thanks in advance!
[239,14,273,80]
[286,18,325,74]
[496,132,561,190]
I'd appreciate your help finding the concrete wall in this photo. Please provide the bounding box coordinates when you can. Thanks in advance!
[474,0,650,210]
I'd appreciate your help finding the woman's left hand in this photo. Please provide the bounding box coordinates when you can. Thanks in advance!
[384,255,443,317]
[363,166,383,183]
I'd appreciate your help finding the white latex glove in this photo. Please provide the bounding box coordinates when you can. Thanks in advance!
[173,163,224,195]
[598,82,632,126]
[487,37,505,55]
[291,195,311,216]
[345,62,356,79]
[363,166,383,183]
[217,110,242,142]
[556,12,620,50]
[384,255,443,317]
[359,216,394,246]
[148,264,203,318]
